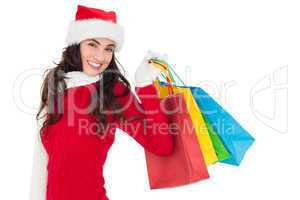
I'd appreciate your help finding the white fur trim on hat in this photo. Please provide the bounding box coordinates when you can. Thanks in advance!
[65,19,124,51]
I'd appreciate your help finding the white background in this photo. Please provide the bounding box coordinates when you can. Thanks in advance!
[0,0,299,199]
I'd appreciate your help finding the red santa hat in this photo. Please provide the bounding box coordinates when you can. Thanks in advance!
[65,5,124,51]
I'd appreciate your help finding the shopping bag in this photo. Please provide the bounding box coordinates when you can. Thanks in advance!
[157,80,231,163]
[154,81,218,165]
[202,114,231,161]
[189,87,255,166]
[150,59,219,165]
[144,92,209,189]
[154,58,255,166]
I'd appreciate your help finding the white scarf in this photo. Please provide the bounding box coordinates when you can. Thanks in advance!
[64,71,102,89]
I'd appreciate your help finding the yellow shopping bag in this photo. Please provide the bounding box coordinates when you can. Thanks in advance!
[150,60,218,165]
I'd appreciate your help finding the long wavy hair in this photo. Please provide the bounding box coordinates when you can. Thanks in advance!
[36,43,131,136]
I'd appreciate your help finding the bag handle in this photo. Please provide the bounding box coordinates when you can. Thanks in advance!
[149,58,186,87]
[149,59,174,95]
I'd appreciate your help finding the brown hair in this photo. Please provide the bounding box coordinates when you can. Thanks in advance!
[36,44,131,136]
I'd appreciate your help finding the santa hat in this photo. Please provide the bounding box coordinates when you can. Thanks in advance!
[65,5,124,51]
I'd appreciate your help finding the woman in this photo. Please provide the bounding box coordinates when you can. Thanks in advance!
[30,5,174,200]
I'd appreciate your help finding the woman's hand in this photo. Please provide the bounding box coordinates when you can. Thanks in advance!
[134,50,168,87]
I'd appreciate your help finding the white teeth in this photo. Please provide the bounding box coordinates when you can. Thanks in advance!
[88,61,101,68]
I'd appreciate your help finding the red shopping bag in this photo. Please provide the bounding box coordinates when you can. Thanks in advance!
[144,91,209,189]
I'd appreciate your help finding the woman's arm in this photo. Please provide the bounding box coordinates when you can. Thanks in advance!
[115,81,174,156]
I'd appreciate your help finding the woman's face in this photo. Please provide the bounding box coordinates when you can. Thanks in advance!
[80,37,116,76]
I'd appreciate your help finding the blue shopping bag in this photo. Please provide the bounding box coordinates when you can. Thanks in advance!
[155,59,255,166]
[189,86,255,166]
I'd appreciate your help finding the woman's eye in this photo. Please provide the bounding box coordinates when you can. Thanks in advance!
[106,48,114,52]
[88,43,97,47]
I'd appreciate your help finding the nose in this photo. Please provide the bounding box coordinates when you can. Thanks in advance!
[94,49,105,63]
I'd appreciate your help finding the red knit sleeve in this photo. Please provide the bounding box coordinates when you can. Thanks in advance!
[114,81,174,156]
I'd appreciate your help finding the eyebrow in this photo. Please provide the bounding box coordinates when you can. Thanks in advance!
[89,39,116,48]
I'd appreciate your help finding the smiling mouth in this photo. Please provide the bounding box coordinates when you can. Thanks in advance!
[87,60,102,69]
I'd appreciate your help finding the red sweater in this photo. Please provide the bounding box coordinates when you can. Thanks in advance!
[41,80,174,200]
